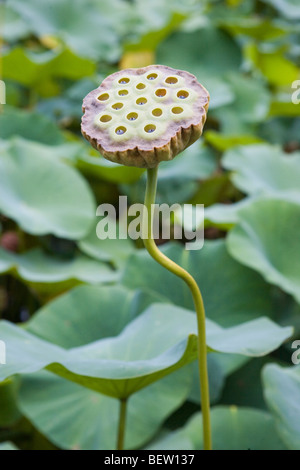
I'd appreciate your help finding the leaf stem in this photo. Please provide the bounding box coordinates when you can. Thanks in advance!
[117,398,127,450]
[142,166,212,450]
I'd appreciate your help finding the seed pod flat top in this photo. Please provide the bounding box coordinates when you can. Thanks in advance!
[81,65,209,168]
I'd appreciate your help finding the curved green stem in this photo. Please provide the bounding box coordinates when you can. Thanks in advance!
[117,398,127,450]
[142,166,212,450]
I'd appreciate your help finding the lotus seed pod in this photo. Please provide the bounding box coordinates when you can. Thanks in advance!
[81,65,209,168]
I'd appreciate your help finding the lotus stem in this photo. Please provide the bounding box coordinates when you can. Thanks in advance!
[142,166,212,450]
[117,398,128,450]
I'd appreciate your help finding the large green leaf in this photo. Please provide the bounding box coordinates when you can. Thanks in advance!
[201,79,235,110]
[223,144,300,203]
[0,112,143,186]
[23,285,249,409]
[263,364,300,450]
[78,220,135,270]
[9,0,123,61]
[261,0,300,20]
[203,144,300,229]
[204,199,253,230]
[0,248,117,294]
[157,143,217,182]
[157,25,242,78]
[148,406,287,450]
[74,149,144,184]
[0,106,64,144]
[246,44,299,86]
[220,16,291,41]
[3,47,95,92]
[123,0,195,50]
[37,78,100,122]
[216,74,271,124]
[25,285,146,347]
[174,198,254,232]
[19,368,191,451]
[19,284,193,449]
[125,11,186,53]
[270,93,300,118]
[122,240,274,326]
[0,138,96,239]
[227,198,300,303]
[258,117,300,146]
[0,303,291,398]
[0,3,30,41]
[206,317,292,356]
[204,131,264,152]
[25,283,226,409]
[0,300,198,400]
[211,107,255,135]
[0,305,197,399]
[157,26,242,109]
[18,248,116,283]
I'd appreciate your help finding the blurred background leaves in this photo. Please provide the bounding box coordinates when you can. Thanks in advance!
[0,0,299,451]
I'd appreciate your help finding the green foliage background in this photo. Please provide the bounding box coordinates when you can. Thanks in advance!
[0,0,299,450]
